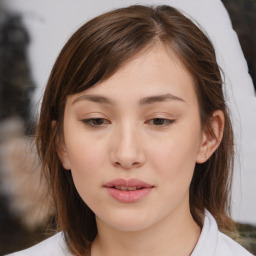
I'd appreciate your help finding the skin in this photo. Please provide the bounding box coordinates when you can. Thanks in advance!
[59,44,224,256]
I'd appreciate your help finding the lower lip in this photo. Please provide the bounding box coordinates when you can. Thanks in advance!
[105,187,153,203]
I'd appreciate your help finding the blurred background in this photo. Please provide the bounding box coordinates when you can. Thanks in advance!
[0,0,255,255]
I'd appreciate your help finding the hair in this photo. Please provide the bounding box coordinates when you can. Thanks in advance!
[36,5,235,255]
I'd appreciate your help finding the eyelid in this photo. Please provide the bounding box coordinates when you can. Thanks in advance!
[146,118,176,127]
[145,112,176,123]
[79,112,176,129]
[81,118,111,128]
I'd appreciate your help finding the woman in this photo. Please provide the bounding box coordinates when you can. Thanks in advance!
[8,5,253,256]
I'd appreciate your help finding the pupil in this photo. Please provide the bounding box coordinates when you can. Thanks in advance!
[93,118,104,125]
[154,118,164,125]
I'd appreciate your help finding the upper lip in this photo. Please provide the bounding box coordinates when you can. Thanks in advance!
[104,178,154,188]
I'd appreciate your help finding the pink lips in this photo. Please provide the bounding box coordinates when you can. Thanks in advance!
[104,178,154,203]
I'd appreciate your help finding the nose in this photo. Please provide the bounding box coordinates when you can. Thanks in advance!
[110,123,146,170]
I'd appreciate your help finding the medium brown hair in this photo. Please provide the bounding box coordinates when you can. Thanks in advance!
[36,5,234,255]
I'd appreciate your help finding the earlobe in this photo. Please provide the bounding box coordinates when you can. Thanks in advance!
[196,110,224,164]
[58,146,71,170]
[57,143,71,170]
[52,120,71,170]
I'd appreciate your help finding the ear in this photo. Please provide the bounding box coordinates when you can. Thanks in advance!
[52,120,71,170]
[196,110,225,163]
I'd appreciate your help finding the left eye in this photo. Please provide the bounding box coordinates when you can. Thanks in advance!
[147,118,175,126]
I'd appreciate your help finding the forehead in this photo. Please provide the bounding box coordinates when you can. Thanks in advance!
[67,44,197,107]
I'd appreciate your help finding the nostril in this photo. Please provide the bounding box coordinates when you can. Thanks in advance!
[114,162,121,167]
[114,161,142,170]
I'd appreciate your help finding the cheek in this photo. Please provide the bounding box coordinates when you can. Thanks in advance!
[65,119,105,164]
[64,130,107,186]
[149,124,202,185]
[65,137,108,208]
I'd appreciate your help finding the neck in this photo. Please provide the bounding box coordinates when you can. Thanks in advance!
[91,205,201,256]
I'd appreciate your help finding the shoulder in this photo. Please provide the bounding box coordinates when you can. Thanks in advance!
[5,232,71,256]
[192,210,253,256]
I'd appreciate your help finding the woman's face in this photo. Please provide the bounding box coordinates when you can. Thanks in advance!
[60,45,207,232]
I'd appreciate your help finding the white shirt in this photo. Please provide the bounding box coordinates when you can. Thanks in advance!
[7,211,253,256]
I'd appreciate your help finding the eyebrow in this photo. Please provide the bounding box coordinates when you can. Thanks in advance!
[72,95,115,105]
[72,93,185,105]
[139,93,185,105]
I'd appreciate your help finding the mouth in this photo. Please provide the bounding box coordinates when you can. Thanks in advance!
[104,178,154,189]
[111,186,144,191]
[104,178,154,203]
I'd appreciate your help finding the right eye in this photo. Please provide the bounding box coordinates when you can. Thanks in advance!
[81,118,110,128]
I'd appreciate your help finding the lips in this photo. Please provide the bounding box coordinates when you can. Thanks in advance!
[104,178,153,189]
[104,178,154,203]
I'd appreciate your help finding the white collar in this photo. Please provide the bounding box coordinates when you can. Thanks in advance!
[191,210,218,255]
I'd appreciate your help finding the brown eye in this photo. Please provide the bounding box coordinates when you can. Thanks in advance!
[82,118,110,127]
[148,118,175,126]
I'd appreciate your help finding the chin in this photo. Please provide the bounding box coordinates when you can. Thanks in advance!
[96,210,156,232]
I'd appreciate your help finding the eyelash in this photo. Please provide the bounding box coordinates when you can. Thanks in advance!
[82,118,110,127]
[81,118,175,128]
[146,118,175,126]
